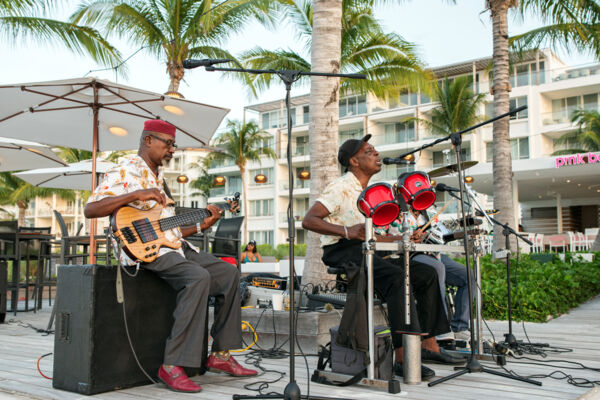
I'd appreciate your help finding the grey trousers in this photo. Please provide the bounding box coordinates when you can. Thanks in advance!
[142,243,242,367]
[412,253,474,333]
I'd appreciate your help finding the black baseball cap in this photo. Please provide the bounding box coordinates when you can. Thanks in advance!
[338,134,372,171]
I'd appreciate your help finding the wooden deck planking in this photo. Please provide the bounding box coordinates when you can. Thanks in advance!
[0,297,599,399]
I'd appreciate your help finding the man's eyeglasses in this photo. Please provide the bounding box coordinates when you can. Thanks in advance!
[149,134,178,148]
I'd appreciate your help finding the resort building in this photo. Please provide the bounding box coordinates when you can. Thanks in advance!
[204,49,600,246]
[21,50,599,243]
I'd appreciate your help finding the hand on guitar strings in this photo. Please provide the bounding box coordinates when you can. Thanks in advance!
[204,204,224,227]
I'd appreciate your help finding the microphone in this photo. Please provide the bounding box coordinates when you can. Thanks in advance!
[435,183,460,193]
[182,59,232,69]
[382,157,414,165]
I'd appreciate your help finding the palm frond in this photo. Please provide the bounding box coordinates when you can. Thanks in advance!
[0,15,123,68]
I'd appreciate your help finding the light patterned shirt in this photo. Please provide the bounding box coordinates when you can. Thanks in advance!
[87,154,197,266]
[316,172,365,247]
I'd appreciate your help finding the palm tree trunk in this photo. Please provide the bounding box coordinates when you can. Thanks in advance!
[303,0,342,287]
[17,200,26,227]
[239,165,249,244]
[490,0,517,251]
[167,61,184,93]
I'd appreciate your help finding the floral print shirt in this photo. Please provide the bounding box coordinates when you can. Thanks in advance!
[87,154,196,266]
[316,172,366,247]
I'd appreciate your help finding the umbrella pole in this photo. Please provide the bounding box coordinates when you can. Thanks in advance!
[89,101,99,265]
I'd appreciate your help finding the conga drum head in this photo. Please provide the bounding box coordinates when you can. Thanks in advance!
[396,171,436,211]
[357,182,400,226]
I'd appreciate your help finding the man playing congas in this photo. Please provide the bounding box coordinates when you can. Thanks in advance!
[302,135,463,381]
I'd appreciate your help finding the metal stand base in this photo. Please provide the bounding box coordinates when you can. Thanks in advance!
[428,357,541,387]
[311,370,401,394]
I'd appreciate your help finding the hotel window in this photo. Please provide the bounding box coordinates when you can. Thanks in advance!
[384,121,415,144]
[485,138,529,162]
[261,110,282,129]
[552,93,599,122]
[303,105,309,124]
[228,175,242,193]
[294,136,309,156]
[339,128,364,144]
[250,167,273,186]
[253,136,274,151]
[485,96,527,119]
[249,230,274,246]
[433,148,470,167]
[249,199,273,217]
[283,107,296,127]
[339,95,367,117]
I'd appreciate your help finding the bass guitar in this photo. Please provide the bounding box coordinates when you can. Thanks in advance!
[112,193,240,263]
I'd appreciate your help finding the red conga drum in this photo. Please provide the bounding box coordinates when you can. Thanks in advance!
[396,171,436,211]
[357,182,400,226]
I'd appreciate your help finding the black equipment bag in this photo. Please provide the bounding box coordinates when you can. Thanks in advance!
[313,325,393,386]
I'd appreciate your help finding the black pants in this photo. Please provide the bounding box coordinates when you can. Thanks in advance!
[323,239,449,348]
[142,243,242,367]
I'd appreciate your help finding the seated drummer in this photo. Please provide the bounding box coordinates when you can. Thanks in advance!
[375,195,474,345]
[302,135,462,381]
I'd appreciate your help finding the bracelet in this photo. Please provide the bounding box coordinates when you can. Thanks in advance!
[196,222,202,235]
[343,225,349,239]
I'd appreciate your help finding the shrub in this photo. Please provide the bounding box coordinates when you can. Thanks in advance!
[464,253,600,322]
[255,244,276,257]
[276,243,306,260]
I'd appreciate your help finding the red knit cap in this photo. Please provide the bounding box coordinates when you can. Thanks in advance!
[143,119,176,137]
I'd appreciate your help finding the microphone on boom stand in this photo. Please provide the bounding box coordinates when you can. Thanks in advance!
[382,157,415,165]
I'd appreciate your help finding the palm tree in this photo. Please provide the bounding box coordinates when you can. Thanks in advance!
[207,120,275,242]
[57,147,127,163]
[1,0,122,68]
[70,0,276,93]
[552,109,600,155]
[410,76,487,136]
[0,172,75,226]
[301,0,343,288]
[240,0,430,99]
[510,1,600,59]
[485,0,600,250]
[189,156,215,205]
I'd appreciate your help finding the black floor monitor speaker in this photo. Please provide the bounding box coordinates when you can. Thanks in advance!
[53,264,177,395]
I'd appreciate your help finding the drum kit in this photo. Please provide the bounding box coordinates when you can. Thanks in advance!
[355,160,489,386]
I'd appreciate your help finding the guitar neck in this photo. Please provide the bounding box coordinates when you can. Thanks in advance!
[159,204,228,232]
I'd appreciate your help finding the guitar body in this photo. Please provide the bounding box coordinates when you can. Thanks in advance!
[111,192,241,264]
[112,204,182,263]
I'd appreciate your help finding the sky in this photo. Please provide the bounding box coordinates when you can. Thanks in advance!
[1,0,595,125]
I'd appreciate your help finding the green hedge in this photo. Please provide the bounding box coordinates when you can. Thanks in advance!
[251,243,306,260]
[468,253,600,322]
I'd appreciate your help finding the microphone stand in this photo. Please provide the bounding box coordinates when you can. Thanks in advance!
[187,61,365,400]
[379,104,540,387]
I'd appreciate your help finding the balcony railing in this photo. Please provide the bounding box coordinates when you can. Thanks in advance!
[541,111,575,126]
[279,180,310,191]
[279,212,305,224]
[549,63,600,83]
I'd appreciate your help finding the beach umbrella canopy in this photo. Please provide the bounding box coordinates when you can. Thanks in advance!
[14,160,116,190]
[0,137,66,171]
[0,77,228,152]
[0,77,228,261]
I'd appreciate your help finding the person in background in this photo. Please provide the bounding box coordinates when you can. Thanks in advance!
[241,240,263,263]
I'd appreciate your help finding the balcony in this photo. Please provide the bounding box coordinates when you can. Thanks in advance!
[279,212,305,224]
[278,143,309,159]
[548,64,600,83]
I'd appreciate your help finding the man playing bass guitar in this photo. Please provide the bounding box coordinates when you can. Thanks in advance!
[84,119,257,394]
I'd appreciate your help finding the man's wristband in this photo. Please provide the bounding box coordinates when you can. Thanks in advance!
[196,222,202,235]
[343,225,349,239]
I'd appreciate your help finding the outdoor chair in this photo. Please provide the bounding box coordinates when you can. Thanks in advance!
[534,234,545,253]
[210,216,244,269]
[566,231,584,252]
[584,228,598,250]
[549,236,566,252]
[17,226,52,310]
[53,210,109,265]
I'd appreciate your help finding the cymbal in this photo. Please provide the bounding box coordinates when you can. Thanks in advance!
[428,161,478,178]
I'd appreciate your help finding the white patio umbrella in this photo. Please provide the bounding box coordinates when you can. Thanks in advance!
[14,160,116,190]
[0,137,66,171]
[0,77,229,261]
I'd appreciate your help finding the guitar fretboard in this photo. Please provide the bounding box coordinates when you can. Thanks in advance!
[158,204,228,232]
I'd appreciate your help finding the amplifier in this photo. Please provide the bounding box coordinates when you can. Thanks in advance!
[53,264,180,395]
[251,276,287,290]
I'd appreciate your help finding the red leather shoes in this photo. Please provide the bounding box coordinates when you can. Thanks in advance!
[157,365,202,393]
[206,355,258,377]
